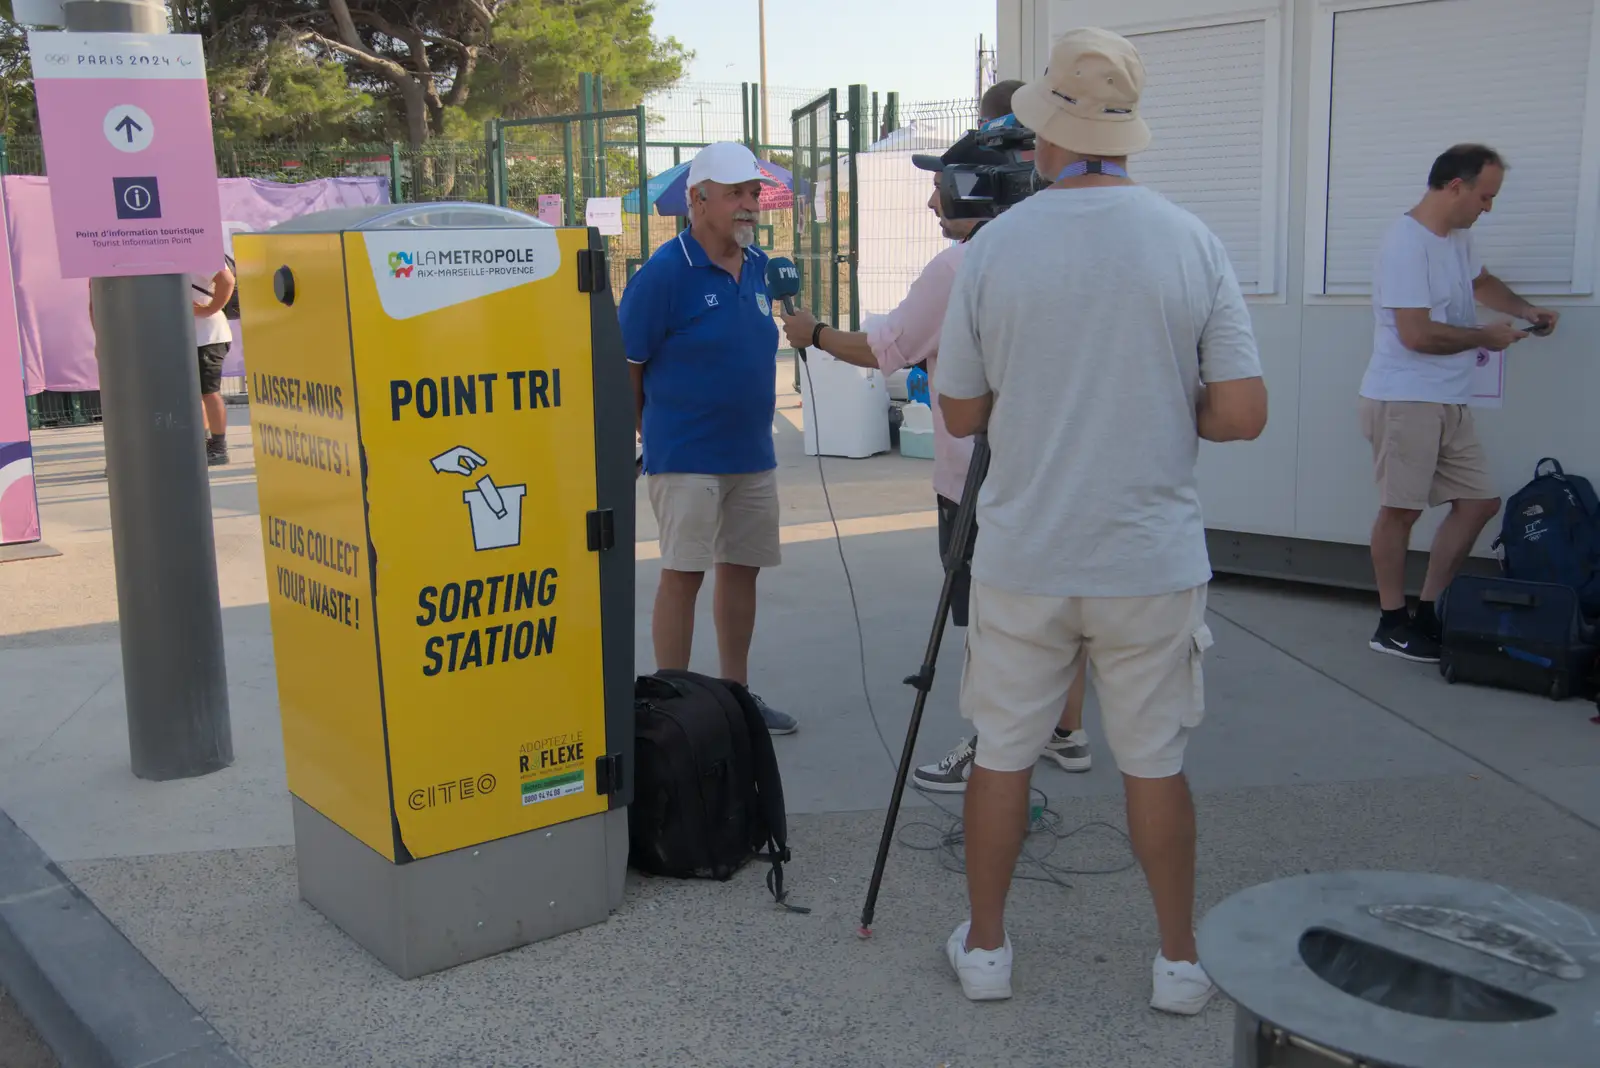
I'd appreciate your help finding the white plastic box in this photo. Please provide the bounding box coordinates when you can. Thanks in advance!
[899,401,935,459]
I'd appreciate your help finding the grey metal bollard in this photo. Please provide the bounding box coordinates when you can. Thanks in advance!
[1197,871,1600,1068]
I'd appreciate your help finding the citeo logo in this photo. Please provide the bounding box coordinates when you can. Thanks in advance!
[388,251,415,278]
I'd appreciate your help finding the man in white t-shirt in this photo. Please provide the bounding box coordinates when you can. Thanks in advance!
[934,27,1267,1013]
[1359,144,1557,662]
[191,262,236,466]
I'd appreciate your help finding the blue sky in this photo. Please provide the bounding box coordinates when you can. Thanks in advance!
[647,0,997,105]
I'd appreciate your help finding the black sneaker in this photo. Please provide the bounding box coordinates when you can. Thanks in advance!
[206,437,230,466]
[1370,619,1440,663]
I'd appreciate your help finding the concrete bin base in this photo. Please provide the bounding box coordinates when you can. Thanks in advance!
[1197,871,1600,1068]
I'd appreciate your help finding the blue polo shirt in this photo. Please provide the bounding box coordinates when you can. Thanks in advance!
[619,232,779,475]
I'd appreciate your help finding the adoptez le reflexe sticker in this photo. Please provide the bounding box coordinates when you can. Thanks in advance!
[363,229,563,321]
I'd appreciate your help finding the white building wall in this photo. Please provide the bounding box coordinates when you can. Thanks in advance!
[993,0,1600,562]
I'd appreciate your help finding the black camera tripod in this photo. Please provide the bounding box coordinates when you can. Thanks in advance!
[857,433,990,938]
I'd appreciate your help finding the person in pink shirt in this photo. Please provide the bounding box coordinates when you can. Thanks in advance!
[778,84,1091,792]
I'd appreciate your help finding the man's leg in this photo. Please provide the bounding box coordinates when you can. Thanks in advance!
[647,474,719,672]
[964,764,1033,951]
[1371,505,1422,611]
[653,569,705,671]
[1125,771,1198,963]
[202,392,228,437]
[1420,497,1501,602]
[713,470,793,733]
[1087,585,1213,1014]
[713,563,759,684]
[948,582,1078,1000]
[1362,400,1442,661]
[198,345,229,466]
[1040,659,1092,772]
[1416,407,1501,638]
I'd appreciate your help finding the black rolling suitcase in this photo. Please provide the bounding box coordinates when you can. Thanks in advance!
[1439,575,1598,701]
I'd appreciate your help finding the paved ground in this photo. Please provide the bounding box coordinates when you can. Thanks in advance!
[0,987,57,1068]
[3,380,1599,1067]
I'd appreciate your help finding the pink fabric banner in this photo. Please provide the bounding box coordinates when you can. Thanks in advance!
[5,175,390,394]
[0,183,37,545]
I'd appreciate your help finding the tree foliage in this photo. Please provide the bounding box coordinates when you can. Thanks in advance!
[3,0,690,145]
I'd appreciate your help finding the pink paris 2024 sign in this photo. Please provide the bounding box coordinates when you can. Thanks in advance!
[27,31,223,278]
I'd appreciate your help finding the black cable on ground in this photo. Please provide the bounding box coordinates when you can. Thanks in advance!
[796,352,1136,891]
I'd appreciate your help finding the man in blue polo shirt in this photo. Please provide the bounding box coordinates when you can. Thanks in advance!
[620,141,798,735]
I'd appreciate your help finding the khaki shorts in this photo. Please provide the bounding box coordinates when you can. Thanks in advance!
[1359,398,1496,510]
[961,581,1212,779]
[647,470,782,572]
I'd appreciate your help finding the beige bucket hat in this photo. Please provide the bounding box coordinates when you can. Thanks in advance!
[1010,27,1151,157]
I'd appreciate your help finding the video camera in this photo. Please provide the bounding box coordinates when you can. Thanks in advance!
[913,120,1049,221]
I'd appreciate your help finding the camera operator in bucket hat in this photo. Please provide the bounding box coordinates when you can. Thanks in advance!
[932,27,1267,1010]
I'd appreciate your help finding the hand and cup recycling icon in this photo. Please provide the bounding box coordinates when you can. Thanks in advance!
[430,446,526,552]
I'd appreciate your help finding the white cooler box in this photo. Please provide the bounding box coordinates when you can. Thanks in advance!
[799,353,890,458]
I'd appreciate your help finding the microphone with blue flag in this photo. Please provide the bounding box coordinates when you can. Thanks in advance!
[764,256,807,359]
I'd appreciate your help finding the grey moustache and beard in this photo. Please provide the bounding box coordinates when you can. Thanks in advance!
[733,211,758,248]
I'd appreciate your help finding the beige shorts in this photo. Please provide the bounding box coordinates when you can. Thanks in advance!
[647,470,782,572]
[961,582,1212,779]
[1359,398,1496,510]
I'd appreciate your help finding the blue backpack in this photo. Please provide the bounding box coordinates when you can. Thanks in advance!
[1495,458,1600,616]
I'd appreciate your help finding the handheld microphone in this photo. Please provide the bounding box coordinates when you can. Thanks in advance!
[765,256,806,359]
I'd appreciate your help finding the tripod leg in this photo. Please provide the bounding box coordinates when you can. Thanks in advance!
[858,437,989,936]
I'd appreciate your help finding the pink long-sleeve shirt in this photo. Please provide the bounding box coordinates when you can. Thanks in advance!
[863,242,975,503]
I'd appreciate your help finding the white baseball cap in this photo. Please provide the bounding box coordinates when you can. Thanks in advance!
[687,141,782,189]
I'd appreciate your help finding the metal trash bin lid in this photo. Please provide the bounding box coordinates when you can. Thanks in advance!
[1197,871,1600,1068]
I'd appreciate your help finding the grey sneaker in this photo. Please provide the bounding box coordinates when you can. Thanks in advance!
[913,736,975,793]
[205,437,230,466]
[749,692,797,735]
[1041,729,1092,772]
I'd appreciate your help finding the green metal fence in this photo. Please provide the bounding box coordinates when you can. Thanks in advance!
[14,74,946,430]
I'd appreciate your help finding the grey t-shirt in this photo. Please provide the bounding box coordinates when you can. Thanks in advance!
[935,185,1263,598]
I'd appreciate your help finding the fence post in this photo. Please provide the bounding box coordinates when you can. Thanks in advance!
[483,119,499,206]
[635,104,650,271]
[751,83,762,146]
[847,85,863,331]
[741,82,752,147]
[827,88,839,328]
[0,133,9,177]
[885,92,900,134]
[579,73,595,202]
[872,92,879,143]
[595,75,607,203]
[563,121,576,226]
[389,141,403,203]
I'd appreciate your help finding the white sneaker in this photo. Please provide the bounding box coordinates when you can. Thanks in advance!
[913,737,976,793]
[1151,953,1216,1015]
[946,920,1013,1001]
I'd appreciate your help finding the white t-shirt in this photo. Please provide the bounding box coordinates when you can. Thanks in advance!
[190,270,233,347]
[1359,215,1482,404]
[935,185,1264,599]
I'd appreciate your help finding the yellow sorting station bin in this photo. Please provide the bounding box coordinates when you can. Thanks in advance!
[235,203,635,979]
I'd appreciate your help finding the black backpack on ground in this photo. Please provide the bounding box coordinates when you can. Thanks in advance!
[1493,458,1600,617]
[629,669,804,911]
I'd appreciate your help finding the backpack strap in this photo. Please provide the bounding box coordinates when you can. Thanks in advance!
[1536,458,1565,478]
[728,681,809,914]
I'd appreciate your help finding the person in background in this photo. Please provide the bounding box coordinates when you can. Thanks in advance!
[191,263,236,466]
[1359,144,1556,662]
[777,80,1093,791]
[934,28,1267,1010]
[619,141,798,735]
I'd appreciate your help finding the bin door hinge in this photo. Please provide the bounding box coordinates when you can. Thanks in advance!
[586,509,615,552]
[577,249,609,293]
[595,754,624,796]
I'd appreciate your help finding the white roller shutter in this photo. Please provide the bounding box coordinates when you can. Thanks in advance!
[1129,20,1269,289]
[1323,0,1594,292]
